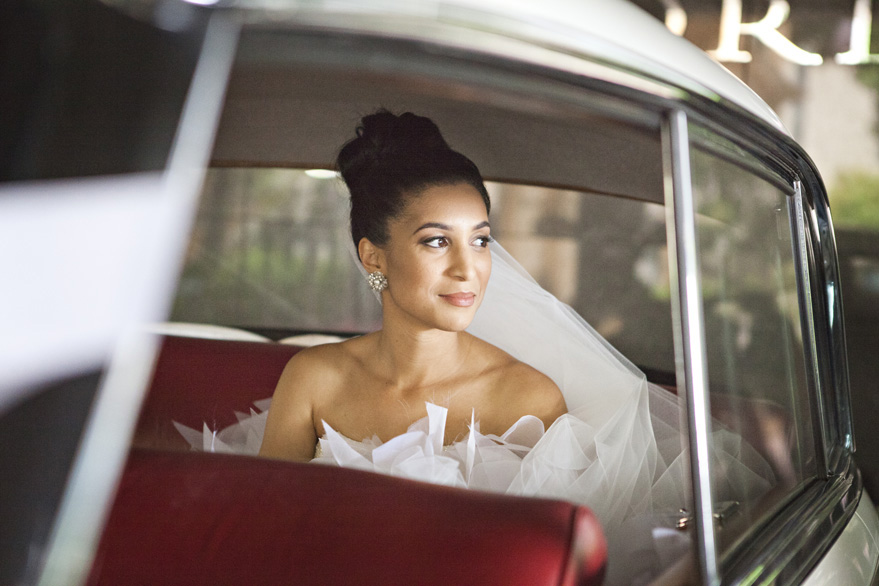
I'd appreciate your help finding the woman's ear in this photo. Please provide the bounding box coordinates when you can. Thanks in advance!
[358,238,385,274]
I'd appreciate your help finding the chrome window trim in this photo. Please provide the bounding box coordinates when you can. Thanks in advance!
[792,183,831,478]
[807,191,855,464]
[722,462,862,585]
[662,109,719,586]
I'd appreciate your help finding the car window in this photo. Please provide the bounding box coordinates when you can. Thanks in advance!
[689,127,819,552]
[172,169,676,380]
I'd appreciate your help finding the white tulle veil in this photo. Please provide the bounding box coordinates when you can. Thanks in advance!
[469,244,660,515]
[470,244,685,581]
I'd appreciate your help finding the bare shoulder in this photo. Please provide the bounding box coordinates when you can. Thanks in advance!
[468,335,567,427]
[275,336,366,394]
[502,359,567,419]
[260,337,365,461]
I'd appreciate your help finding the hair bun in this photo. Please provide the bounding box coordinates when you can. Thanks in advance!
[337,109,490,253]
[338,110,452,192]
[356,110,451,157]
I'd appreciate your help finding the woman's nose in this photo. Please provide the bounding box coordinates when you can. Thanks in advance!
[448,245,477,280]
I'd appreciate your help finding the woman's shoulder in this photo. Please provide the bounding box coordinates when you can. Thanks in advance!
[496,356,563,407]
[292,332,379,359]
[468,334,548,382]
[467,335,567,424]
[278,335,372,388]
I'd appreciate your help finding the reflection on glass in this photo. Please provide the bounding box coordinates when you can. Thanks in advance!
[174,170,676,381]
[690,142,817,552]
[488,183,674,380]
[172,168,382,335]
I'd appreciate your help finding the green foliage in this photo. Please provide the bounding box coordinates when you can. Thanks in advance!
[828,169,879,230]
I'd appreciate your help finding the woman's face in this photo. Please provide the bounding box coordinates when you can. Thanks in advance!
[377,183,491,333]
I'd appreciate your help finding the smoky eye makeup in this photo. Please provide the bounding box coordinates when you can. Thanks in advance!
[421,235,449,248]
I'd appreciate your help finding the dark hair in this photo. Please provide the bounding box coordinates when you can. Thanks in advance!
[337,109,490,252]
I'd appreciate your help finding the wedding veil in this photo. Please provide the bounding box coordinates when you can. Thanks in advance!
[467,243,774,583]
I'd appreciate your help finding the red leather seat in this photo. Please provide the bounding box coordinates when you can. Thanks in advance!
[88,449,607,586]
[108,334,608,584]
[132,335,301,451]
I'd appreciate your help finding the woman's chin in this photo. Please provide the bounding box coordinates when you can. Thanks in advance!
[442,314,478,333]
[426,309,477,333]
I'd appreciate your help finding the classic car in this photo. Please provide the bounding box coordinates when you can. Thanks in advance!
[2,0,876,584]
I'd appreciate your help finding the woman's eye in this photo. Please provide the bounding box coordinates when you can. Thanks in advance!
[423,236,448,248]
[474,235,493,248]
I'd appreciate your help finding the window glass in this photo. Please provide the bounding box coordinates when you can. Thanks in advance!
[172,169,381,335]
[690,136,818,551]
[173,169,675,379]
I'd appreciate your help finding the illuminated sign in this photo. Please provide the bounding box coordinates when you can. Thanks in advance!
[657,0,879,65]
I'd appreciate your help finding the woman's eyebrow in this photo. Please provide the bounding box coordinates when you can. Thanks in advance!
[413,220,491,235]
[413,222,451,235]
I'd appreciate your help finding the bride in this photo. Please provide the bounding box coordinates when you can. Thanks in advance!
[185,110,775,584]
[259,110,566,463]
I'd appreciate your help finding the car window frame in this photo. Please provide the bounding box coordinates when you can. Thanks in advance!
[663,103,860,583]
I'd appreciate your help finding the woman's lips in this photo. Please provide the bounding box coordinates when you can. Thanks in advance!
[440,292,476,307]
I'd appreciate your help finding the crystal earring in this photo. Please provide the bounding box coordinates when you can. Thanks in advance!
[367,270,388,292]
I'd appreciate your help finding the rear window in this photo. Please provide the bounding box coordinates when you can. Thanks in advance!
[171,168,676,378]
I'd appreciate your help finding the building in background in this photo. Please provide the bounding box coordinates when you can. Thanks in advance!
[632,0,879,228]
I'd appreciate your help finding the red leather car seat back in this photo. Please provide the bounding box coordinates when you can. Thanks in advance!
[132,335,300,451]
[88,449,607,586]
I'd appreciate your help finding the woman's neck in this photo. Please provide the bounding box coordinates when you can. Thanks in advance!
[371,326,475,392]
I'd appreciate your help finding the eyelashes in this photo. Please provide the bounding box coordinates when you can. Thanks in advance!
[421,234,493,249]
[421,236,447,248]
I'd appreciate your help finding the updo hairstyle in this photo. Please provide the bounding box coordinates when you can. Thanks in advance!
[337,110,490,253]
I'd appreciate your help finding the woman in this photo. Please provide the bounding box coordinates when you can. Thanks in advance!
[259,110,566,462]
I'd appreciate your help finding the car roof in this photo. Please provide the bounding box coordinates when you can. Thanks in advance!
[232,0,787,133]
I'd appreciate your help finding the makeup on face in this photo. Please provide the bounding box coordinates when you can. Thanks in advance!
[380,183,492,331]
